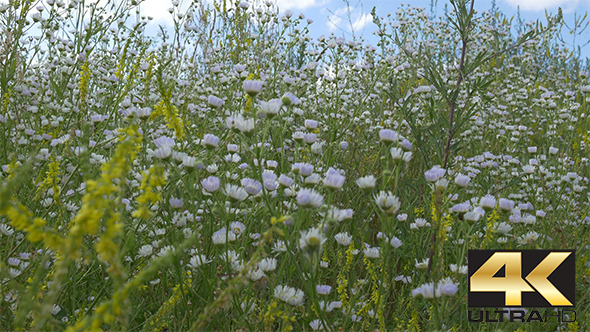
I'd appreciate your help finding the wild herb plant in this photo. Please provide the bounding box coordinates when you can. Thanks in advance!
[1,0,589,331]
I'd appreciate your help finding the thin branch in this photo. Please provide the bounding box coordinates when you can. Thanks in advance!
[441,0,475,169]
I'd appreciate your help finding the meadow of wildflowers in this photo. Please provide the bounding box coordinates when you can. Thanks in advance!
[1,0,589,330]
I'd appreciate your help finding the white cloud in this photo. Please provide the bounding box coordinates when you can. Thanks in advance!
[139,0,231,25]
[326,17,341,31]
[58,0,327,27]
[30,0,325,31]
[502,0,579,11]
[139,0,321,25]
[327,7,347,31]
[138,0,185,24]
[327,6,372,34]
[276,0,328,11]
[352,13,372,31]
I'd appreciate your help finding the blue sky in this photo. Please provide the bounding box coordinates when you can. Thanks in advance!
[139,0,590,60]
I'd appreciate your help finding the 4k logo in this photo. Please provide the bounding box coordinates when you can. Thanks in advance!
[468,250,575,307]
